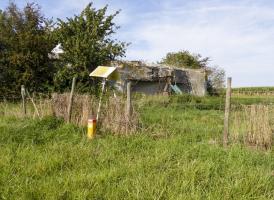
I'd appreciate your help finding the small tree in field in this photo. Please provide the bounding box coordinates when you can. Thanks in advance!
[206,66,225,95]
[161,51,225,94]
[54,3,127,92]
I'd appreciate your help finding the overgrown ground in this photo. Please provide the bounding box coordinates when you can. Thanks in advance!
[0,95,274,199]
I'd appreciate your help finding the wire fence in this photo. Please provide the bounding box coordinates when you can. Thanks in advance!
[1,81,274,149]
[0,87,140,135]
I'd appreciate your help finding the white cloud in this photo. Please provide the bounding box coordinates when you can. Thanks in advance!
[120,0,274,86]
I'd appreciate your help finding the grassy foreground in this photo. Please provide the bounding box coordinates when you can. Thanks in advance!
[0,97,274,199]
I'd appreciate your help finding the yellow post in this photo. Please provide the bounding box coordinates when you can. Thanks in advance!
[87,118,96,139]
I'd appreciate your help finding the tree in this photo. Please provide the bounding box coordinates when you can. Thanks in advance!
[206,66,226,95]
[53,3,127,92]
[160,51,225,94]
[0,2,56,97]
[160,50,209,69]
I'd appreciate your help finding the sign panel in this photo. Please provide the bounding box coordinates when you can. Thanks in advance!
[89,66,117,78]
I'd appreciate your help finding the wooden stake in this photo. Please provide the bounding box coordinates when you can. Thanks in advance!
[26,90,41,119]
[126,81,132,118]
[21,85,26,115]
[125,81,132,134]
[67,77,76,122]
[223,77,232,147]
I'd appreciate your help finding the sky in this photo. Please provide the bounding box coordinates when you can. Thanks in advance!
[1,0,274,87]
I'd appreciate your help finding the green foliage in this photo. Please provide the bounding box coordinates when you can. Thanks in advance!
[0,2,128,95]
[0,116,68,145]
[161,50,209,69]
[54,3,127,92]
[0,3,56,96]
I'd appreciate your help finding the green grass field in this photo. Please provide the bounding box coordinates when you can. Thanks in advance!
[0,94,274,199]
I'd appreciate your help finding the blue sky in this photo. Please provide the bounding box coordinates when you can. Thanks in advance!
[1,0,274,86]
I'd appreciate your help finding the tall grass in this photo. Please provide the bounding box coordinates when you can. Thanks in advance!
[52,93,96,125]
[0,94,274,199]
[52,93,140,134]
[231,105,273,149]
[0,98,52,119]
[0,111,273,199]
[1,93,140,134]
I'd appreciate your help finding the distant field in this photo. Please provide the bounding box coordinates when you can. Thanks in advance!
[233,87,274,92]
[231,87,274,97]
[0,94,273,199]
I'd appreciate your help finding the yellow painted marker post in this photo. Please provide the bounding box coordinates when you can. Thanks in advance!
[87,118,96,139]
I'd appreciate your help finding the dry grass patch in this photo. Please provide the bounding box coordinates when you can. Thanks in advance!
[231,104,273,149]
[52,93,140,134]
[0,98,52,119]
[52,93,96,126]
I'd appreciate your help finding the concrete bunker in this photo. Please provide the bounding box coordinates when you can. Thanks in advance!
[110,61,207,96]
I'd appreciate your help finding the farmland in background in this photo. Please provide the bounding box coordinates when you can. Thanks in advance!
[0,89,273,199]
[232,87,274,96]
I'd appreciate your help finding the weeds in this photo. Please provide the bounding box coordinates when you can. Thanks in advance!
[0,97,52,119]
[52,93,140,134]
[231,105,273,149]
[52,93,96,125]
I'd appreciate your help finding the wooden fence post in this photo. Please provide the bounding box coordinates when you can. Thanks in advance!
[223,77,232,147]
[67,77,76,123]
[125,81,132,134]
[26,90,41,119]
[126,81,132,118]
[21,85,26,115]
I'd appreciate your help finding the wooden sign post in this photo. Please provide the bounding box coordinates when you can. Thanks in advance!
[96,78,106,121]
[89,66,117,121]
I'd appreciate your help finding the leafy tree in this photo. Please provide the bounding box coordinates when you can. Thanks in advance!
[54,3,127,92]
[160,50,209,69]
[0,2,56,97]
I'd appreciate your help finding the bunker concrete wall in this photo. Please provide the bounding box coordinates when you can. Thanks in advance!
[131,81,166,95]
[171,69,206,96]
